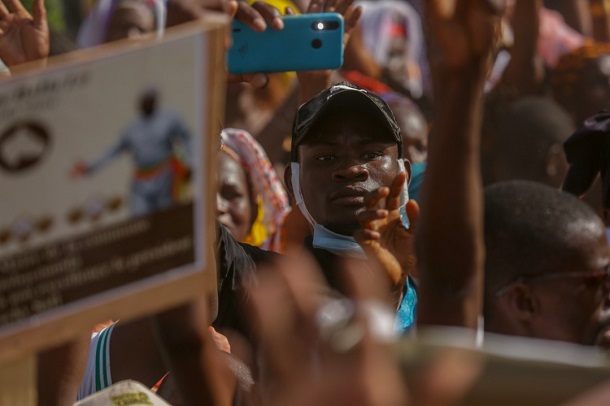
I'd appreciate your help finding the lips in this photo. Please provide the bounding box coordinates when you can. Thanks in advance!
[330,188,367,205]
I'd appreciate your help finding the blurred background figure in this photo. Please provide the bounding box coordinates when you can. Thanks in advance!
[552,41,610,126]
[355,0,424,99]
[482,96,574,188]
[77,0,165,48]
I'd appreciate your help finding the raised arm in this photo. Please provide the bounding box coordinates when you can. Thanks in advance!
[499,0,544,96]
[416,0,503,329]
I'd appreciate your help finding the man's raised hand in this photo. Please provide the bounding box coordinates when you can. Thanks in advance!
[354,171,419,308]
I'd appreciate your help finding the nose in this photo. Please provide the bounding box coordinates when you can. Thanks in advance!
[216,193,228,215]
[332,159,369,182]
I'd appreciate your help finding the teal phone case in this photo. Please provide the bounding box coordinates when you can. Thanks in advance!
[227,13,344,74]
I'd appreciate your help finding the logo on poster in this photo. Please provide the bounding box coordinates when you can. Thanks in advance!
[0,121,50,173]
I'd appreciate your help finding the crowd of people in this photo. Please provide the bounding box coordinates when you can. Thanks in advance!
[4,0,610,404]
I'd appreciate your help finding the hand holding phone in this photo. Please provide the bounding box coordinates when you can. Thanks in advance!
[227,13,344,74]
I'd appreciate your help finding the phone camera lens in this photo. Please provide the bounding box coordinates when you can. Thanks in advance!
[311,39,323,49]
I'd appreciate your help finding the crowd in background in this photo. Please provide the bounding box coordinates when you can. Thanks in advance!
[5,0,610,404]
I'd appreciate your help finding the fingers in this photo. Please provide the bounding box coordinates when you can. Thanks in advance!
[223,0,238,18]
[324,0,352,14]
[363,187,389,210]
[356,209,387,232]
[0,2,9,17]
[32,0,46,29]
[343,3,362,31]
[406,199,420,231]
[250,1,283,30]
[233,2,267,32]
[386,171,407,211]
[3,0,26,15]
[226,72,269,88]
[306,0,324,13]
[354,229,381,244]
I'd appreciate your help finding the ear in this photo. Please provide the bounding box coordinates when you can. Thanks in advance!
[488,282,538,336]
[284,164,295,200]
[402,158,412,185]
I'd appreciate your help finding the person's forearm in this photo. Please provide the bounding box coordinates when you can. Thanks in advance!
[417,67,486,329]
[501,0,544,95]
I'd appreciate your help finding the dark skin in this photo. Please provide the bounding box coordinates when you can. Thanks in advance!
[284,109,418,305]
[290,111,402,237]
[416,0,504,330]
[488,226,610,347]
[0,0,48,67]
[216,152,256,243]
[104,1,156,43]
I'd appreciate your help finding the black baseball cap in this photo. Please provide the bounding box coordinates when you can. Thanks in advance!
[291,82,402,161]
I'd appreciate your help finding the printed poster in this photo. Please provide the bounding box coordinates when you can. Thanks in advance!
[0,29,210,332]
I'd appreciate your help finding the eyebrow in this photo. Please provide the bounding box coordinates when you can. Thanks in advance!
[303,139,396,148]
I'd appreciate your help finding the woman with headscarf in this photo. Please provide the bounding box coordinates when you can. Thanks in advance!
[219,128,290,252]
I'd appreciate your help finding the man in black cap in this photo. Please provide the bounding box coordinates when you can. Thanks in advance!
[214,81,418,334]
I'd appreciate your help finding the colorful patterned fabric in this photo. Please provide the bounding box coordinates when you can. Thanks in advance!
[221,129,290,252]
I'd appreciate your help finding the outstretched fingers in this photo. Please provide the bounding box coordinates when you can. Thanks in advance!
[405,199,420,232]
[251,1,283,29]
[234,1,283,32]
[386,171,406,211]
[0,2,9,18]
[3,0,27,15]
[32,0,46,29]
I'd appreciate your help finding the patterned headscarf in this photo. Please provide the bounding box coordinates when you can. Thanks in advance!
[220,129,290,252]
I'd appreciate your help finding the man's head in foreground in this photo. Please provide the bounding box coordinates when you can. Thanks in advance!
[483,180,610,348]
[285,82,410,236]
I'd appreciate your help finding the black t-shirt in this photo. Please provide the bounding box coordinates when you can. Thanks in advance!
[212,225,349,334]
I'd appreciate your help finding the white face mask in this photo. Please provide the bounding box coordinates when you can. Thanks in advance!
[290,160,410,256]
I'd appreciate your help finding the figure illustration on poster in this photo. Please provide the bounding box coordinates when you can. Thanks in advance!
[72,87,193,217]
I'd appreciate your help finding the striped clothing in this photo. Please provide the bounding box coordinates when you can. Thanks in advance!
[77,322,116,400]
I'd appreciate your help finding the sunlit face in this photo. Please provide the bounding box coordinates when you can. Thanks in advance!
[297,110,400,236]
[217,152,255,242]
[529,227,610,347]
[104,1,156,43]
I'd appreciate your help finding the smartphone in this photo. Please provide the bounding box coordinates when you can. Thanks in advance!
[227,13,344,74]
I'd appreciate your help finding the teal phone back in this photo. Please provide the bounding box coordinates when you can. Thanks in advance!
[228,13,344,74]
